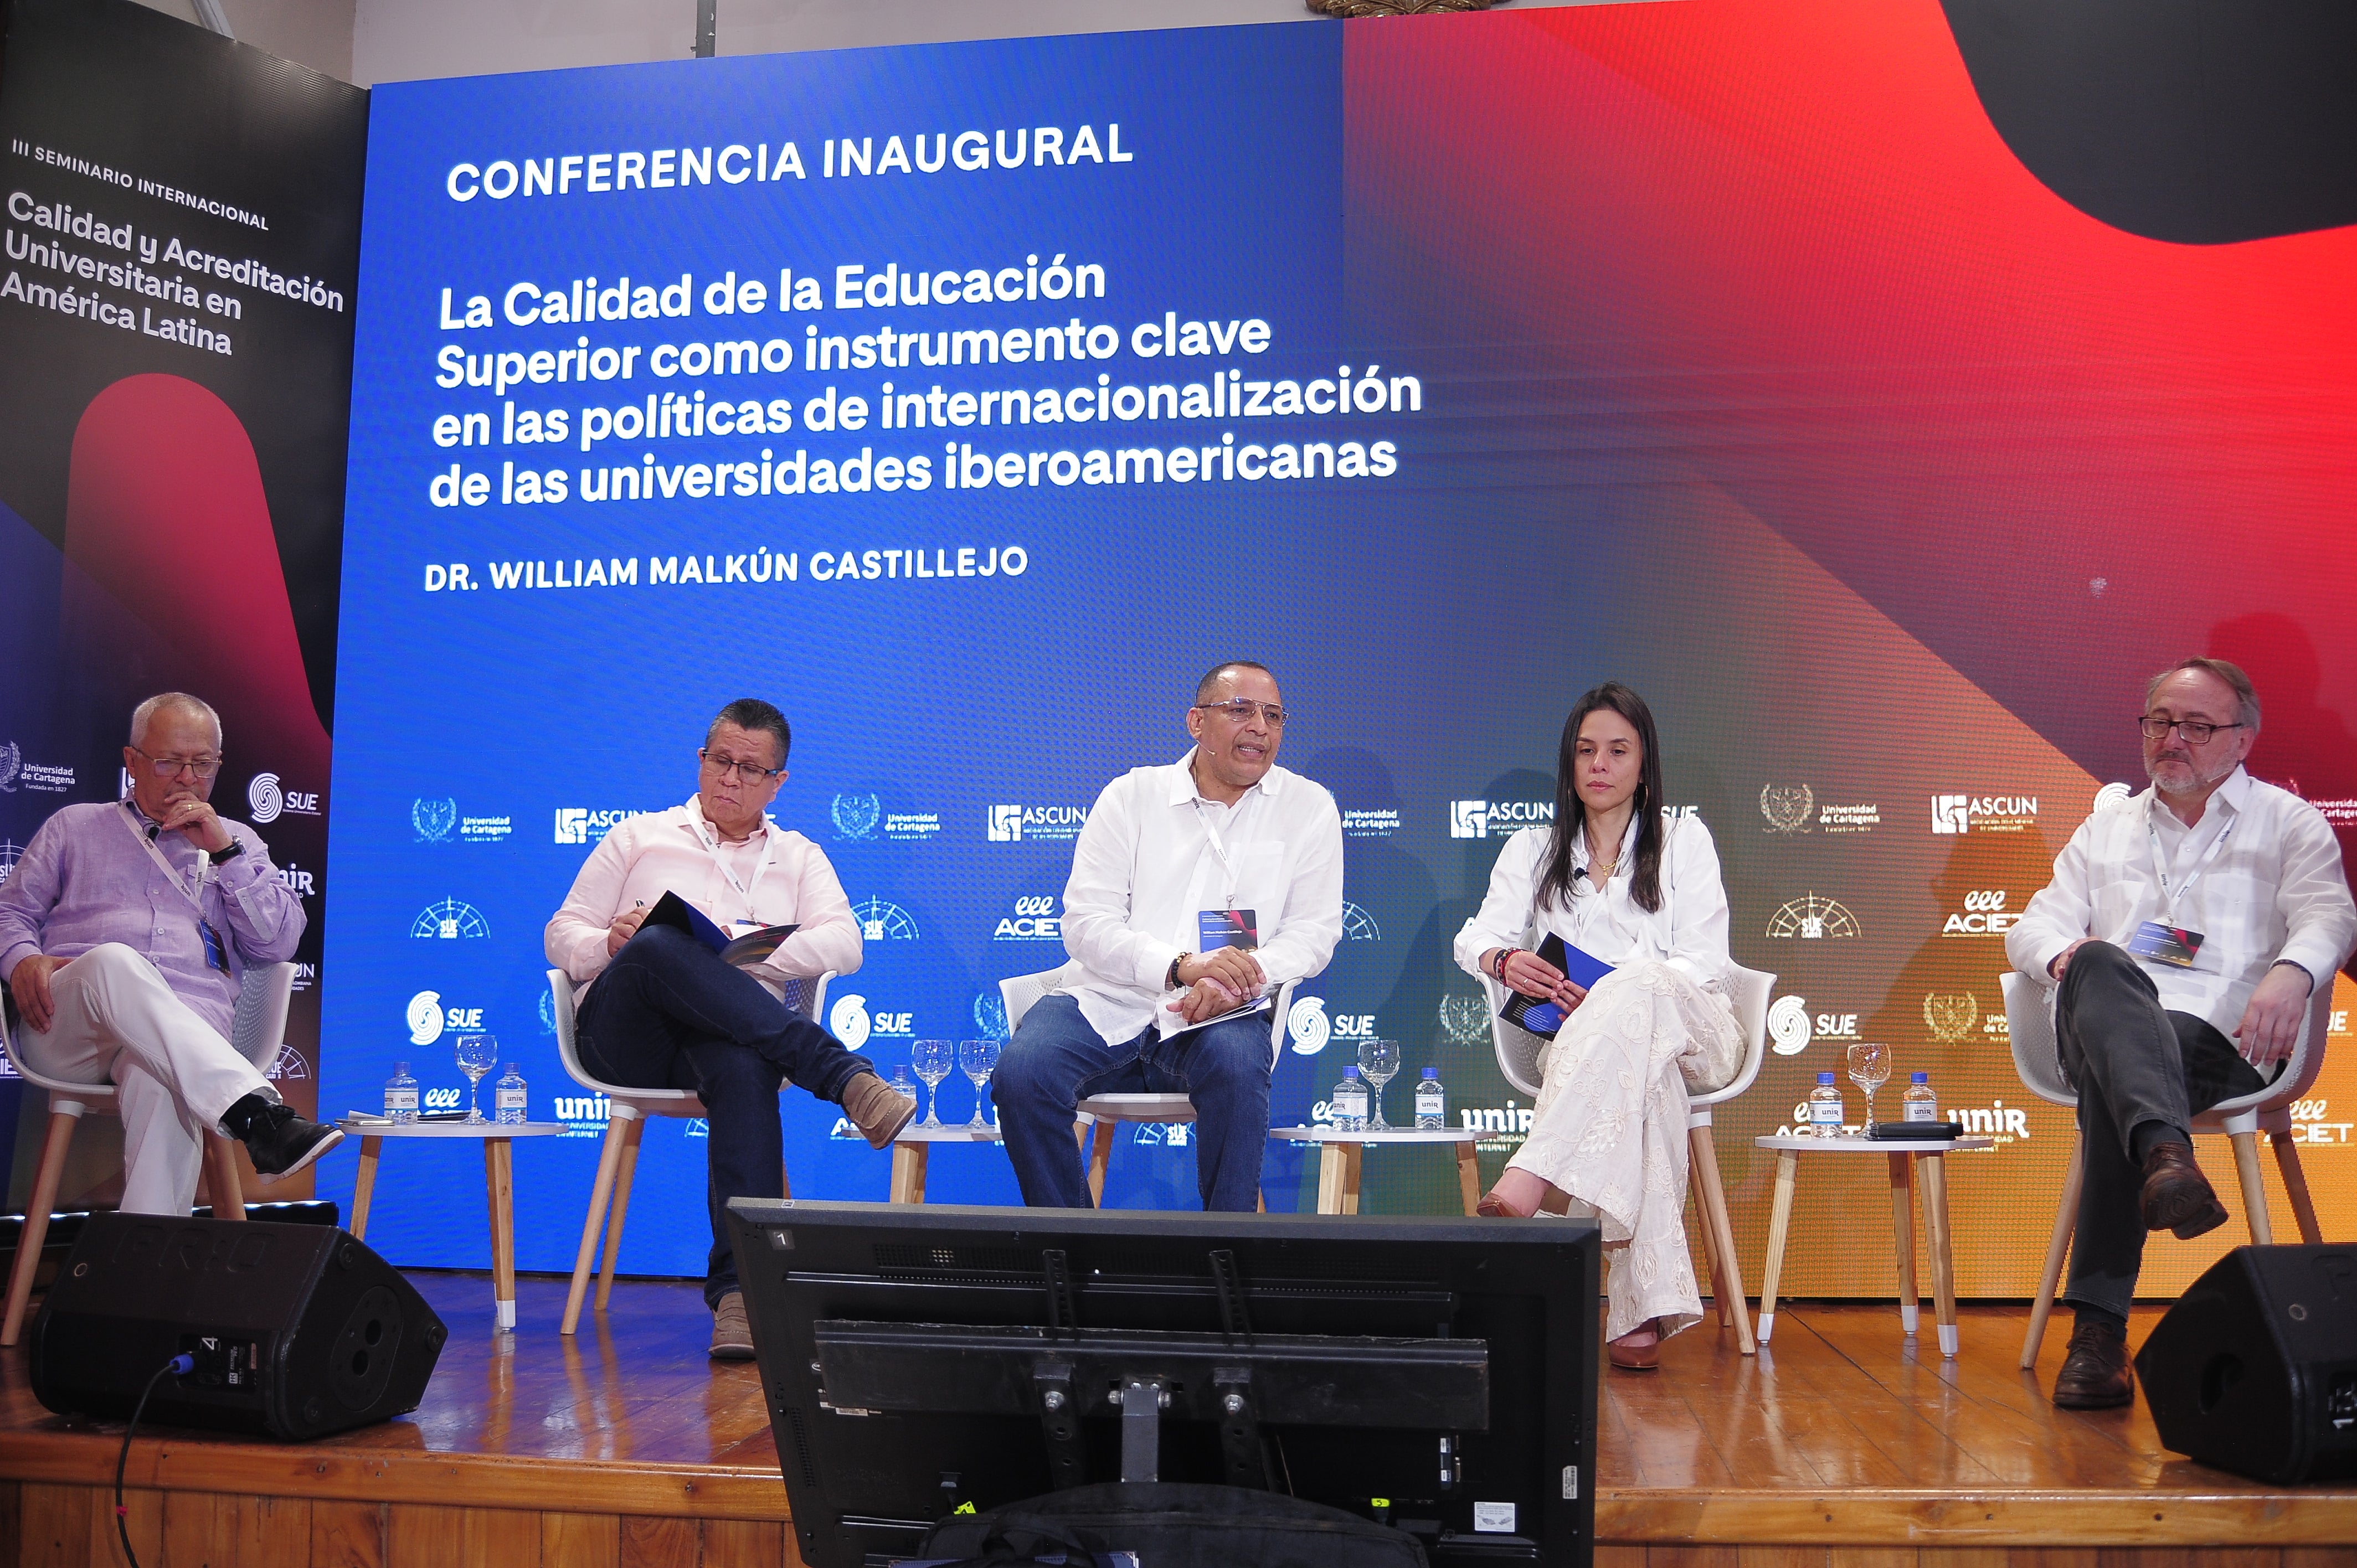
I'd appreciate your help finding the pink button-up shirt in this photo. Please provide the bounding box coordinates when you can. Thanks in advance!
[544,797,862,1004]
[0,800,307,1038]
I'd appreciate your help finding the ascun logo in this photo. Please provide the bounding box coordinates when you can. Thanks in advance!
[1449,800,1552,839]
[245,772,320,824]
[994,895,1061,941]
[989,803,1089,842]
[555,807,642,845]
[1931,793,2039,834]
[853,896,919,942]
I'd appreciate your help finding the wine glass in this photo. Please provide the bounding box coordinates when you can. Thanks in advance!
[454,1033,497,1125]
[911,1039,954,1128]
[1846,1041,1891,1130]
[889,1062,917,1103]
[959,1039,1001,1130]
[1358,1038,1401,1130]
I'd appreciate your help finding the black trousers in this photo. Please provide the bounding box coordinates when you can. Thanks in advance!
[576,924,871,1305]
[2052,941,2264,1318]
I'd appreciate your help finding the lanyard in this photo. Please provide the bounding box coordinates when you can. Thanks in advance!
[694,814,775,910]
[117,800,213,916]
[1191,798,1243,909]
[2148,808,2237,920]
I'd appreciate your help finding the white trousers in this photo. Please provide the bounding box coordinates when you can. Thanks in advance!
[17,944,272,1216]
[1507,962,1740,1342]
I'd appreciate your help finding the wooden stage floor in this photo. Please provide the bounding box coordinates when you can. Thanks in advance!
[0,1272,2349,1566]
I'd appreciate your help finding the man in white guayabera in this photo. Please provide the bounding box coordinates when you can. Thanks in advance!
[994,661,1344,1212]
[2009,658,2354,1410]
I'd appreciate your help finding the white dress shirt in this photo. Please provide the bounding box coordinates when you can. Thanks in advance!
[2007,767,2355,1034]
[545,796,863,1004]
[1453,813,1732,993]
[1057,750,1345,1044]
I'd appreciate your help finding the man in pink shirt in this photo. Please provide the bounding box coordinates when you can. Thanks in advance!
[545,699,913,1358]
[0,693,340,1212]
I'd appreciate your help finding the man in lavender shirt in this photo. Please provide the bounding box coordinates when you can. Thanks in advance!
[0,693,342,1214]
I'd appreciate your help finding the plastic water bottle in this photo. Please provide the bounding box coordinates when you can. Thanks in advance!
[384,1061,420,1124]
[1414,1067,1445,1129]
[1903,1070,1938,1124]
[1808,1072,1845,1137]
[495,1062,528,1125]
[1332,1066,1369,1132]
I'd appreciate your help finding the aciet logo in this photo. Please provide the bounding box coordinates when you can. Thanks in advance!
[1942,889,2018,936]
[994,895,1061,940]
[1288,996,1332,1056]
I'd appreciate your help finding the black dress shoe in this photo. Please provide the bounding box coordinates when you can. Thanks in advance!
[241,1103,344,1183]
[2053,1317,2134,1409]
[2139,1141,2229,1240]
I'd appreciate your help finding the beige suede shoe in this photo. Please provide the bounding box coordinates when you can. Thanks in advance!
[709,1291,755,1361]
[841,1071,918,1148]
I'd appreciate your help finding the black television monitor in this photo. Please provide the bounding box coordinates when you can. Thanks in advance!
[728,1200,1599,1568]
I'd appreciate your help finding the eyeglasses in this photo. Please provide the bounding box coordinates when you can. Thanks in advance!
[127,745,223,780]
[2138,716,2247,745]
[700,749,783,782]
[1193,699,1289,726]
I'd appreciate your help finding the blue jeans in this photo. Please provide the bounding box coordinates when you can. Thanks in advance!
[575,923,873,1305]
[995,994,1272,1211]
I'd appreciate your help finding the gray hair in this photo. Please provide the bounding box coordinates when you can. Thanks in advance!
[129,693,223,750]
[2146,658,2261,731]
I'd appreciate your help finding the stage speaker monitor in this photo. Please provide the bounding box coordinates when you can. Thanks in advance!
[28,1214,447,1442]
[2134,1244,2357,1484]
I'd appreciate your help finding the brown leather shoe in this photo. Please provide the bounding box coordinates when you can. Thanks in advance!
[2139,1141,2229,1240]
[841,1071,918,1148]
[2052,1316,2133,1409]
[1607,1328,1661,1371]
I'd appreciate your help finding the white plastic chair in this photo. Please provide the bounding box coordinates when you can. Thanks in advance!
[1,959,296,1345]
[1000,962,1296,1208]
[1484,962,1773,1355]
[550,964,831,1335]
[2005,966,2334,1369]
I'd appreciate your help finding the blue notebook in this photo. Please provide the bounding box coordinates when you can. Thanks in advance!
[1497,932,1613,1039]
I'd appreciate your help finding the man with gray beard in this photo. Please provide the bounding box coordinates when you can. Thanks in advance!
[2009,658,2354,1410]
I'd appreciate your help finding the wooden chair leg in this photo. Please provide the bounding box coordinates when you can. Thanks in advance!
[2271,1131,2323,1245]
[2021,1131,2082,1369]
[596,1114,648,1311]
[1340,1142,1363,1215]
[2229,1129,2273,1245]
[780,1159,792,1202]
[1087,1121,1115,1206]
[1691,1125,1754,1353]
[1455,1141,1481,1217]
[1315,1144,1346,1214]
[1073,1117,1092,1152]
[890,1142,929,1204]
[204,1133,246,1220]
[348,1136,385,1242]
[563,1111,634,1335]
[1757,1149,1798,1345]
[3,1110,81,1348]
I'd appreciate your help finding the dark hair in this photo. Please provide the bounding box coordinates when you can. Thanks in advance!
[707,698,791,766]
[1534,682,1666,915]
[1193,660,1274,703]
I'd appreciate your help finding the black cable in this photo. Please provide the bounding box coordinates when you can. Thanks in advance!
[115,1354,193,1568]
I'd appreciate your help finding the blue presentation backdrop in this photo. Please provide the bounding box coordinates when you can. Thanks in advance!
[316,3,2357,1296]
[322,25,1471,1276]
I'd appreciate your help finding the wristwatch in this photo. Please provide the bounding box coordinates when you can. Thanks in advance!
[208,839,246,865]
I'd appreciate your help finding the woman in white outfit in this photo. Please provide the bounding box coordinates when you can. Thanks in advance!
[1454,682,1741,1370]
